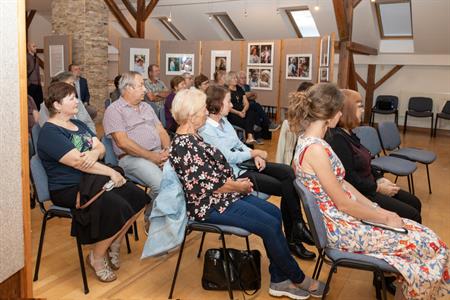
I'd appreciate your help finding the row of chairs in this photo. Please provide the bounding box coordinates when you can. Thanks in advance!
[370,96,450,137]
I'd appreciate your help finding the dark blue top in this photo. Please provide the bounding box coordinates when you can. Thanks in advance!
[37,119,95,191]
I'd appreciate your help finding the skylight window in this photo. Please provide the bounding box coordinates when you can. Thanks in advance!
[376,1,413,38]
[158,17,186,40]
[285,8,320,38]
[212,13,244,41]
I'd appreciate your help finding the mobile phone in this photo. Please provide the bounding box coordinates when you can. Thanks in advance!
[361,220,408,234]
[103,180,115,191]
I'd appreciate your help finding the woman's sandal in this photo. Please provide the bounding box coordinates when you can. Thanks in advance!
[107,242,121,270]
[297,276,327,298]
[86,251,117,282]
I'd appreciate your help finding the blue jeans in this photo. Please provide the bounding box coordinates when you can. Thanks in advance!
[205,195,305,284]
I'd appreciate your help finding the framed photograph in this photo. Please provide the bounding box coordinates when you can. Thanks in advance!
[130,48,150,78]
[320,36,331,67]
[248,42,274,66]
[166,53,195,75]
[285,54,312,80]
[247,66,273,90]
[319,67,329,82]
[210,50,231,80]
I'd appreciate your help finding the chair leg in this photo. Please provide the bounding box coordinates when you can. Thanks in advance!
[33,211,49,281]
[312,256,323,280]
[316,254,326,280]
[125,232,131,254]
[76,236,89,294]
[430,115,434,137]
[197,232,206,258]
[373,272,382,300]
[322,264,336,300]
[245,236,250,251]
[410,173,415,195]
[426,164,432,194]
[220,233,234,300]
[403,113,408,134]
[168,229,188,299]
[379,271,388,300]
[395,111,398,127]
[133,221,139,241]
[394,176,398,184]
[434,116,439,137]
[407,175,411,194]
[370,112,374,126]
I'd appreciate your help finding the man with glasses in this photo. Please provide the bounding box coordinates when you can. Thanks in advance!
[103,71,170,233]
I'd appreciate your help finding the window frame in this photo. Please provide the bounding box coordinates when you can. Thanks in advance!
[375,0,413,40]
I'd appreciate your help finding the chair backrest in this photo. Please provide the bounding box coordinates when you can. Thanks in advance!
[104,98,112,109]
[375,95,398,110]
[31,123,41,155]
[377,121,401,151]
[145,99,167,128]
[408,97,433,112]
[442,100,450,114]
[232,125,246,142]
[102,136,118,166]
[352,126,382,157]
[30,155,50,204]
[293,179,327,249]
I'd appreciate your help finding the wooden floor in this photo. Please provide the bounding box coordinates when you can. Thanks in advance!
[31,129,450,300]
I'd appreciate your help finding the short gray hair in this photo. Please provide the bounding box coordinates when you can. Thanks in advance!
[119,71,141,95]
[51,71,76,84]
[224,71,237,85]
[171,89,206,125]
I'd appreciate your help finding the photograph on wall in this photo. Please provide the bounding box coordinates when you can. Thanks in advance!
[247,67,273,90]
[248,42,274,66]
[49,44,64,77]
[285,54,312,80]
[210,50,231,79]
[320,36,330,67]
[166,53,195,75]
[319,67,329,82]
[130,48,149,78]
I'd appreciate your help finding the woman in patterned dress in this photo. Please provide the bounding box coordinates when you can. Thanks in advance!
[288,83,449,300]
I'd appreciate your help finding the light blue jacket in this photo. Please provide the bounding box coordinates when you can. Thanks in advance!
[199,117,252,177]
[141,162,187,259]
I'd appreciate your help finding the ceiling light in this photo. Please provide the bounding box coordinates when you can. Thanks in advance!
[168,11,172,22]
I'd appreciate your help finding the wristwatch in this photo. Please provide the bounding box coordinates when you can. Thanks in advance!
[371,202,379,209]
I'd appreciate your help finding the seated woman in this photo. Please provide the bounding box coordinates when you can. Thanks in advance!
[199,85,316,260]
[224,71,261,145]
[37,82,149,283]
[326,89,422,224]
[289,83,449,300]
[212,70,226,86]
[169,89,326,299]
[194,73,209,93]
[164,75,186,132]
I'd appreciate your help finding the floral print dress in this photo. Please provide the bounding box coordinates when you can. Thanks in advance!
[293,136,449,300]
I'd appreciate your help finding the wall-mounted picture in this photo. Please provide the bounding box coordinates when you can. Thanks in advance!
[247,67,273,90]
[319,67,329,82]
[166,53,195,75]
[248,42,274,66]
[130,48,149,78]
[210,50,231,79]
[320,36,331,67]
[286,54,312,80]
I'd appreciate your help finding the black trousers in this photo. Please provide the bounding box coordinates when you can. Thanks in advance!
[368,189,422,223]
[238,162,304,238]
[227,109,259,136]
[28,83,43,108]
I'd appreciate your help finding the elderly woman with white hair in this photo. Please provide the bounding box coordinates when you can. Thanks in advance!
[168,89,327,299]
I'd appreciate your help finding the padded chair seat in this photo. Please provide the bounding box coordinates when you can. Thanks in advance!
[48,205,72,217]
[325,248,397,273]
[391,148,437,164]
[371,108,397,114]
[188,220,251,237]
[407,111,433,118]
[371,156,417,176]
[251,191,270,200]
[437,112,450,120]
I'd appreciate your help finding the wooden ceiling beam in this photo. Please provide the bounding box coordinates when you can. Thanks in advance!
[332,0,349,41]
[136,0,145,38]
[355,71,367,90]
[374,65,403,89]
[104,0,138,38]
[144,0,159,21]
[121,0,137,19]
[26,10,36,31]
[353,0,362,8]
[347,41,378,55]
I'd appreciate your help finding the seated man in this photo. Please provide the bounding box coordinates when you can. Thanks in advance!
[182,72,195,90]
[109,74,121,102]
[144,64,170,107]
[69,63,97,120]
[103,71,171,230]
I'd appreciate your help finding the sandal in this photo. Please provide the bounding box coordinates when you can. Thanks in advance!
[107,240,121,270]
[297,276,327,298]
[86,251,117,282]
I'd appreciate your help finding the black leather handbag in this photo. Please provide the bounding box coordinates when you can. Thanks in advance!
[202,248,261,294]
[237,159,258,171]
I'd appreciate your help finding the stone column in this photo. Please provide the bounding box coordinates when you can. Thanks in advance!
[51,0,108,122]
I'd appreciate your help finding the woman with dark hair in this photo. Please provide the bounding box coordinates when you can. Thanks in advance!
[289,83,449,300]
[213,70,226,86]
[325,89,422,223]
[37,82,149,283]
[194,73,209,92]
[200,85,316,260]
[164,75,186,132]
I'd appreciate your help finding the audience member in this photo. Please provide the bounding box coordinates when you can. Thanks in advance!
[103,71,171,232]
[37,82,149,282]
[182,72,194,90]
[200,85,316,260]
[110,75,122,102]
[194,73,209,92]
[164,75,186,132]
[289,83,449,300]
[169,88,326,299]
[144,64,170,107]
[39,72,96,134]
[213,70,226,86]
[27,41,43,108]
[28,95,39,135]
[69,63,97,120]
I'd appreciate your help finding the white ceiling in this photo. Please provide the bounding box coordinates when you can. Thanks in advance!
[26,0,450,54]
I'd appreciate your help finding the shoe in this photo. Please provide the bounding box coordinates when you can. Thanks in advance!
[246,138,257,145]
[289,243,316,260]
[107,240,121,270]
[292,222,315,246]
[253,124,262,132]
[297,276,327,298]
[269,122,281,132]
[86,251,117,282]
[256,138,264,145]
[144,218,150,236]
[269,280,310,299]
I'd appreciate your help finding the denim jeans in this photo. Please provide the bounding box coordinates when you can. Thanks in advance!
[205,195,305,284]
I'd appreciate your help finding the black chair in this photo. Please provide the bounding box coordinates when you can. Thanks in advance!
[169,221,252,300]
[370,95,399,126]
[434,100,450,137]
[403,97,434,136]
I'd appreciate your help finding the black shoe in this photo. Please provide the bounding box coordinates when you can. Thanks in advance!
[289,243,316,260]
[292,222,315,246]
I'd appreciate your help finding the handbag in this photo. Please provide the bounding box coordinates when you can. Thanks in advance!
[202,248,261,294]
[237,159,258,171]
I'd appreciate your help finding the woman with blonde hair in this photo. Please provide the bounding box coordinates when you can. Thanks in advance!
[289,83,449,300]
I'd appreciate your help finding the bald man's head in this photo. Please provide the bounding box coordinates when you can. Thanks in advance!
[27,41,37,54]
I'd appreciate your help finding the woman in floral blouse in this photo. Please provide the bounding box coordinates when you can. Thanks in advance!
[169,88,326,299]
